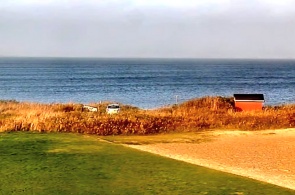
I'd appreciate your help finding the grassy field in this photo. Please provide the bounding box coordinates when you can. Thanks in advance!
[0,97,294,135]
[0,132,294,194]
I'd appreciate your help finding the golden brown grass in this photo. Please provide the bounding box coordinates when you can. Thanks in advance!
[0,97,294,135]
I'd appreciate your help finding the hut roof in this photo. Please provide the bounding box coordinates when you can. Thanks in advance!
[233,94,265,102]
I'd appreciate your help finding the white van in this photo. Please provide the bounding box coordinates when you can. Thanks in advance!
[106,104,120,114]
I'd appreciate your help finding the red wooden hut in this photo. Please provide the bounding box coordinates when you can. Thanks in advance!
[233,94,265,111]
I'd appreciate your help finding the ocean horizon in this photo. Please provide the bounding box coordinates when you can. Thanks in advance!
[1,57,294,109]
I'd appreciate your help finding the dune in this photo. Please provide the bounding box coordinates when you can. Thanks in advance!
[128,128,295,190]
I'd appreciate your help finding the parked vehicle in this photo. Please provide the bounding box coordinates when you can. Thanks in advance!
[106,104,120,114]
[82,105,98,112]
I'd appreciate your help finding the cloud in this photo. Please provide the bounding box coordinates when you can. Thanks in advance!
[0,0,295,58]
[259,0,295,11]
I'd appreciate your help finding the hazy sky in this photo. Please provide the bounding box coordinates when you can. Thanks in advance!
[1,0,295,58]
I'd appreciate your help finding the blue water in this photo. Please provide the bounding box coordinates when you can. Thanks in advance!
[0,57,294,109]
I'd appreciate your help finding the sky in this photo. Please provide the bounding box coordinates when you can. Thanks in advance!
[0,0,295,59]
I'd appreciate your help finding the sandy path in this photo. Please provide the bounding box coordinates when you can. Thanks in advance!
[127,129,295,190]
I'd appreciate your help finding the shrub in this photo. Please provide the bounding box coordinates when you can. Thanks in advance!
[0,97,294,134]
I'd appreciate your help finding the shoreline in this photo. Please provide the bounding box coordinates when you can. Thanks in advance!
[127,128,295,190]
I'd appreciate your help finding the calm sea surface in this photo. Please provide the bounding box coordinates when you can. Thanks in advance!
[0,57,294,109]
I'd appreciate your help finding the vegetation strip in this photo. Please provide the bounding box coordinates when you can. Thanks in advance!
[0,96,294,135]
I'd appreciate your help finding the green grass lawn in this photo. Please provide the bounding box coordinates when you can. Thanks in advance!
[0,132,294,195]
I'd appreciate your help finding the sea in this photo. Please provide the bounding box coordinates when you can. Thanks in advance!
[0,57,294,109]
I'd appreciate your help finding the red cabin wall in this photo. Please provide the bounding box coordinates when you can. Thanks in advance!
[235,102,263,111]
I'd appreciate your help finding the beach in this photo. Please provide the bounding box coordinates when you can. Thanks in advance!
[128,128,295,190]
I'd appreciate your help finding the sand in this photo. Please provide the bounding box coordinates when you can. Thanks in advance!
[127,128,295,190]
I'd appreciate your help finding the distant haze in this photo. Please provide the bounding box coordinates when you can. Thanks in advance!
[1,0,295,59]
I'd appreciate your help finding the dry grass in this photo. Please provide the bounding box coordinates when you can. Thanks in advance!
[0,97,294,135]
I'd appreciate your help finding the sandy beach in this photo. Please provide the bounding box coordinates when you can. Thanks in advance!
[127,128,295,190]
